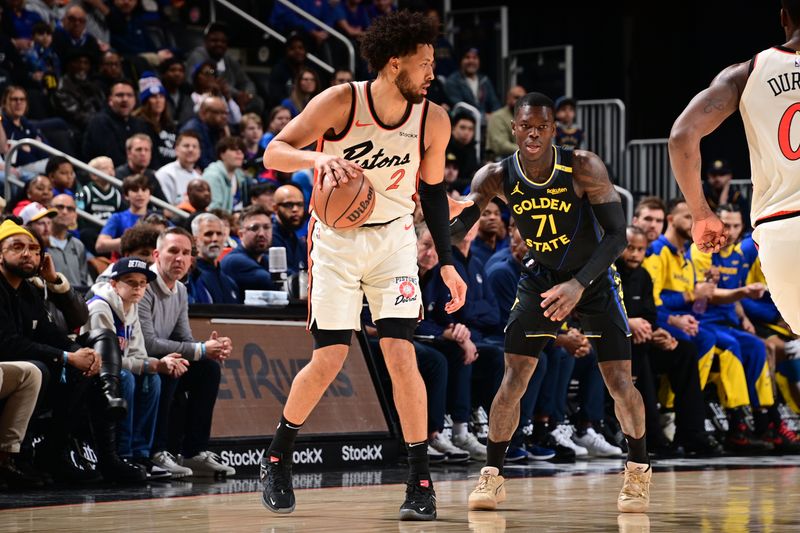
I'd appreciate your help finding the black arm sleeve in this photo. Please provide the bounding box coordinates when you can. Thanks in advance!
[574,202,627,288]
[449,203,480,241]
[418,181,454,266]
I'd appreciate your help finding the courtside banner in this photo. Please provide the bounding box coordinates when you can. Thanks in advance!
[190,318,390,438]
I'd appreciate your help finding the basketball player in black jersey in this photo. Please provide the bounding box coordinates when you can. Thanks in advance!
[450,93,651,513]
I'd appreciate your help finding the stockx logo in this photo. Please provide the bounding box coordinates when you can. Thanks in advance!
[341,444,383,462]
[294,447,323,464]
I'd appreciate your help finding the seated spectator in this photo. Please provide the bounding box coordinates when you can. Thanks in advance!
[116,133,167,202]
[1,85,49,173]
[133,72,176,169]
[189,60,241,127]
[156,131,202,205]
[267,33,314,107]
[424,8,456,77]
[45,156,76,197]
[23,22,59,94]
[158,57,193,126]
[220,205,278,299]
[618,226,723,456]
[447,112,479,189]
[0,219,144,483]
[52,4,102,67]
[0,359,42,488]
[271,184,307,275]
[49,194,92,291]
[78,156,124,254]
[444,47,501,121]
[9,175,52,216]
[703,159,751,231]
[19,201,55,246]
[52,48,106,130]
[184,21,263,115]
[268,1,342,57]
[203,136,249,212]
[188,213,239,304]
[281,67,320,118]
[330,68,354,86]
[250,182,277,213]
[470,199,508,267]
[80,0,110,50]
[366,0,396,21]
[180,95,229,170]
[240,113,264,179]
[106,0,173,70]
[631,196,667,246]
[82,80,149,167]
[554,96,584,149]
[85,257,188,480]
[138,227,235,478]
[94,223,161,284]
[177,178,211,217]
[91,50,124,99]
[2,0,43,48]
[26,0,61,28]
[96,174,153,255]
[486,85,525,159]
[259,105,291,151]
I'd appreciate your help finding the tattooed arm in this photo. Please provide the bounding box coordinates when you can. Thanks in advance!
[450,161,506,241]
[540,151,626,321]
[668,61,749,252]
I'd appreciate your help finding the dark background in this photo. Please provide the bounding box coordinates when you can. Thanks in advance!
[427,0,787,181]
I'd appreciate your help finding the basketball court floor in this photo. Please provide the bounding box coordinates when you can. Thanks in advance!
[1,456,797,532]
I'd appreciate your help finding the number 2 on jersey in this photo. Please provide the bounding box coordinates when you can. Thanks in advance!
[531,214,558,237]
[386,169,405,191]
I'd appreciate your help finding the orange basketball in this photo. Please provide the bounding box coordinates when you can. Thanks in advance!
[312,172,376,229]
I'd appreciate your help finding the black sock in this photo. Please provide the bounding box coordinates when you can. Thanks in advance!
[267,415,303,460]
[766,405,782,425]
[486,439,510,475]
[407,441,430,481]
[753,409,770,435]
[624,433,649,465]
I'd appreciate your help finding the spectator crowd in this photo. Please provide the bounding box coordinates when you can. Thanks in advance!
[0,0,797,492]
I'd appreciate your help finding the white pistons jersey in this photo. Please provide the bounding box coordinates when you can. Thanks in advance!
[315,80,428,225]
[740,46,800,225]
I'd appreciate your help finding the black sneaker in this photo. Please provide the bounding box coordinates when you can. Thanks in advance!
[261,452,295,514]
[399,477,437,521]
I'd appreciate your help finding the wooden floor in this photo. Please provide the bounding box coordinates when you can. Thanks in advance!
[1,467,798,532]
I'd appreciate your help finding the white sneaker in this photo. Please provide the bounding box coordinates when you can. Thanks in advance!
[785,339,800,360]
[443,414,453,440]
[660,412,676,442]
[182,451,235,477]
[573,427,624,457]
[151,451,193,478]
[549,424,589,457]
[470,407,489,441]
[427,444,446,464]
[430,433,470,463]
[452,432,487,461]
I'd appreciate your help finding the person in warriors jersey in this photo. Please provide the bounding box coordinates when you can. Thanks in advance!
[450,92,651,514]
[669,0,800,334]
[260,11,468,522]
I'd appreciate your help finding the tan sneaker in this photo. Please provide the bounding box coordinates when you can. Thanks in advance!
[468,467,506,511]
[617,462,652,513]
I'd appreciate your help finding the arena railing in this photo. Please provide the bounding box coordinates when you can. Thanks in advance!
[507,45,574,102]
[576,99,626,180]
[3,138,190,222]
[615,184,634,224]
[210,0,336,75]
[622,138,675,200]
[451,101,481,162]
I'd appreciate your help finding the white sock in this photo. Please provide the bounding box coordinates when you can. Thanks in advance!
[453,422,468,437]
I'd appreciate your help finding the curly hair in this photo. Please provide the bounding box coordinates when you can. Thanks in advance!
[360,10,438,73]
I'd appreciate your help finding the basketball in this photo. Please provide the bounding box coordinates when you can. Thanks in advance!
[312,171,376,229]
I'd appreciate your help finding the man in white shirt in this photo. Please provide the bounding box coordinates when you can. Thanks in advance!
[155,131,202,204]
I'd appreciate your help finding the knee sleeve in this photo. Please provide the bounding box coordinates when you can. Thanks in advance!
[310,322,353,349]
[375,318,417,342]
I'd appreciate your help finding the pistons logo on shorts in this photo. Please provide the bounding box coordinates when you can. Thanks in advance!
[395,279,418,306]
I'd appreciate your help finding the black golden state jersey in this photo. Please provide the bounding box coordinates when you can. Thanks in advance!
[503,145,601,272]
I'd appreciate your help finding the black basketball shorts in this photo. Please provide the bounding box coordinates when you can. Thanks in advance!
[504,263,631,362]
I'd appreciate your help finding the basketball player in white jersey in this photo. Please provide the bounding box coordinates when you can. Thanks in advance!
[670,1,800,332]
[260,11,467,521]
